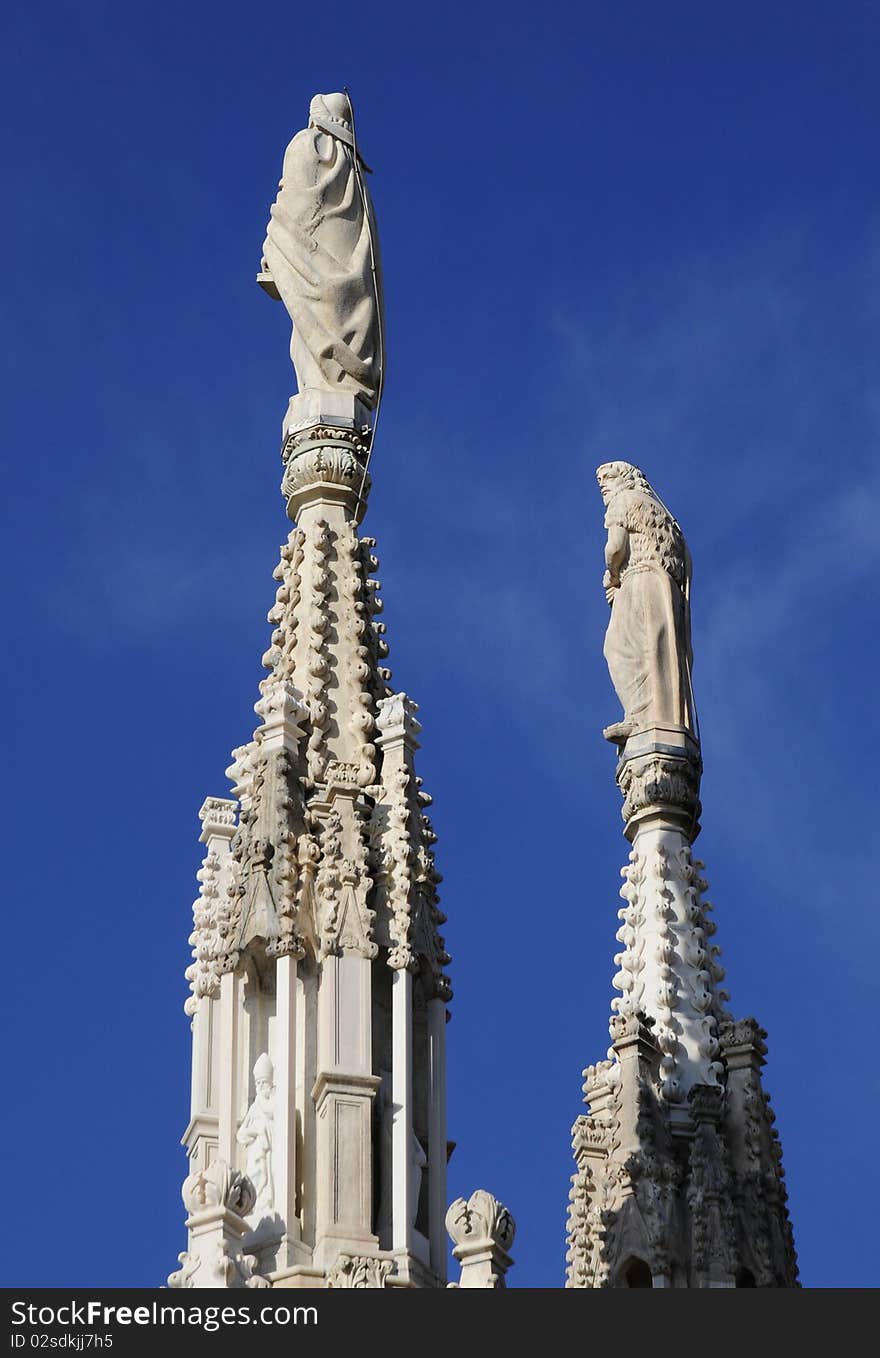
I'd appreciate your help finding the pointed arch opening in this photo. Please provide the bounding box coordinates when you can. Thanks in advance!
[622,1256,653,1288]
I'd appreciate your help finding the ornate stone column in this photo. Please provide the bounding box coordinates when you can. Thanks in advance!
[375,694,422,1262]
[183,797,236,1178]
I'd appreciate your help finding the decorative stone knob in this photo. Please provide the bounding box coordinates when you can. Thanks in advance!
[446,1189,516,1288]
[181,1159,257,1219]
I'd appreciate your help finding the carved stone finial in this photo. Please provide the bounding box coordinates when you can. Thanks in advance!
[181,1159,256,1219]
[170,1159,270,1290]
[446,1190,516,1288]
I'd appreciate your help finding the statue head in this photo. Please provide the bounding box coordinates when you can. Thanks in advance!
[253,1051,274,1094]
[596,461,652,503]
[309,92,355,147]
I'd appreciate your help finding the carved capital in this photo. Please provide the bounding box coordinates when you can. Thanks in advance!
[609,1011,657,1054]
[253,678,308,750]
[688,1083,725,1125]
[617,744,702,839]
[281,435,371,519]
[719,1017,767,1060]
[199,797,238,843]
[571,1114,612,1165]
[375,691,422,750]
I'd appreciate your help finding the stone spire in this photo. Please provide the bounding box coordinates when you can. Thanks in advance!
[168,96,455,1289]
[171,415,453,1290]
[564,462,798,1289]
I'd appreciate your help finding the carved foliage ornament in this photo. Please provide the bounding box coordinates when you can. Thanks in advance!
[181,1160,257,1219]
[167,1245,269,1291]
[219,743,307,966]
[340,517,378,788]
[446,1189,516,1254]
[327,1254,392,1289]
[315,806,377,959]
[617,750,701,826]
[263,529,304,681]
[281,435,370,493]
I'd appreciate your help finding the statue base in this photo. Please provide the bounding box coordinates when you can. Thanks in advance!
[282,390,373,444]
[615,724,702,841]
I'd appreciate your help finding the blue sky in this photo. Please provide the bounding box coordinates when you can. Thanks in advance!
[2,1,878,1287]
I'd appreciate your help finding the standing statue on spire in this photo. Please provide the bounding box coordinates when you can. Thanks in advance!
[597,461,696,746]
[258,92,384,413]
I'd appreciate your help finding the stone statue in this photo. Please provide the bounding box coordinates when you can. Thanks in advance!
[597,461,696,746]
[258,92,384,412]
[236,1053,275,1218]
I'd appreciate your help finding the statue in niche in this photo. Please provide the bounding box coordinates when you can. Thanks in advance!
[597,461,696,746]
[236,1052,275,1218]
[258,92,384,409]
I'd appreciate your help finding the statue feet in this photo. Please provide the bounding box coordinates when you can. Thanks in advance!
[602,720,636,747]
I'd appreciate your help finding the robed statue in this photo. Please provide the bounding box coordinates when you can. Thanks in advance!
[258,92,384,410]
[597,461,697,746]
[236,1052,275,1219]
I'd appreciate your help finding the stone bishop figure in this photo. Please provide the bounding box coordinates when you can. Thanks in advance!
[236,1052,275,1219]
[257,91,384,412]
[597,460,696,745]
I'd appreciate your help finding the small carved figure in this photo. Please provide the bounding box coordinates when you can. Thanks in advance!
[597,461,696,745]
[236,1052,275,1217]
